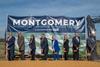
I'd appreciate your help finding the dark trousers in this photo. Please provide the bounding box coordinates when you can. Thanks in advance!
[19,50,25,60]
[73,50,79,60]
[53,51,60,60]
[31,49,35,60]
[42,49,48,60]
[64,52,68,60]
[8,50,14,61]
[87,46,92,60]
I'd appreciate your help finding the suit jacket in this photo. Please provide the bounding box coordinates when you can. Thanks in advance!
[63,39,69,51]
[29,38,36,50]
[6,36,15,50]
[52,39,60,52]
[72,36,80,50]
[40,37,48,50]
[17,35,25,51]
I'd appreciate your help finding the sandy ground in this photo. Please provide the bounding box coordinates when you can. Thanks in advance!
[0,41,100,67]
[0,61,100,67]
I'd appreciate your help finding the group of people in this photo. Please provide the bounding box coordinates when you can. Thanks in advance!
[6,32,80,61]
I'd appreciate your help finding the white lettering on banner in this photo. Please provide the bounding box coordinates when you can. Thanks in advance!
[21,20,28,25]
[63,19,68,26]
[12,19,20,25]
[69,20,75,26]
[75,20,80,26]
[28,20,35,25]
[10,17,84,26]
[48,19,54,25]
[35,20,40,25]
[41,19,47,25]
[55,19,63,25]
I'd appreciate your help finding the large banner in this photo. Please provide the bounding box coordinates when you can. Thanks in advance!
[7,16,85,33]
[7,16,86,59]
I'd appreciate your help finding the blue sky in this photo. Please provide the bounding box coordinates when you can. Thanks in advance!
[0,0,100,40]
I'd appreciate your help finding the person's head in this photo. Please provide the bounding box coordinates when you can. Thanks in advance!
[8,32,12,37]
[64,34,68,40]
[41,33,45,38]
[31,34,35,39]
[18,32,23,37]
[74,33,79,37]
[52,34,56,40]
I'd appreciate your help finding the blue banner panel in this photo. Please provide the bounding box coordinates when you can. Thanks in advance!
[7,16,85,33]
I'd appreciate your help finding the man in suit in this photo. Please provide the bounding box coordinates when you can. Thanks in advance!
[40,33,48,60]
[17,32,25,60]
[52,35,60,60]
[6,32,15,61]
[29,34,36,60]
[63,34,69,60]
[72,33,80,60]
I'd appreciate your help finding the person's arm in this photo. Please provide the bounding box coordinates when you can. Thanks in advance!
[29,38,32,49]
[72,37,77,52]
[40,39,44,54]
[66,40,69,52]
[76,37,80,50]
[29,38,33,44]
[63,41,66,52]
[51,41,54,54]
[56,40,60,50]
[17,37,21,49]
[19,36,24,50]
[45,38,48,48]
